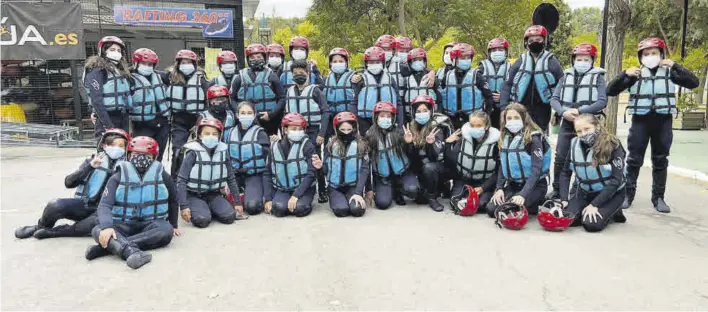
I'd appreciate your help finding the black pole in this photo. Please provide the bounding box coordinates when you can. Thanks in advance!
[600,0,610,67]
[70,60,84,139]
[681,0,689,60]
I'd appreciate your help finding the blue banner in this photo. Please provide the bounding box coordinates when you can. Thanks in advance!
[113,6,233,38]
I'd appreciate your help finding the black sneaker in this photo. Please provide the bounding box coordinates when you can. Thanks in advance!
[14,225,40,239]
[428,198,444,212]
[394,194,406,206]
[613,210,627,223]
[652,198,671,213]
[126,251,152,269]
[85,244,111,261]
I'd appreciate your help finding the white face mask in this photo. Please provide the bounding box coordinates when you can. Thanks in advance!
[397,52,408,61]
[137,65,154,76]
[106,51,122,62]
[443,53,452,65]
[367,63,383,75]
[221,63,236,75]
[292,50,307,60]
[641,55,661,69]
[385,51,393,62]
[268,57,282,67]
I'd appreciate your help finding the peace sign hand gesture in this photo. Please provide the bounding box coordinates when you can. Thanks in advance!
[403,124,414,144]
[445,129,462,143]
[426,129,440,144]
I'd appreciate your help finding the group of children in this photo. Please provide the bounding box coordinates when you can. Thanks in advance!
[14,27,699,269]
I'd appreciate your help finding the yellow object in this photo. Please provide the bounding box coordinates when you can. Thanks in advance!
[204,47,223,81]
[0,103,27,123]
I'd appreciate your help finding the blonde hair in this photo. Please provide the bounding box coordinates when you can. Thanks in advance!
[575,114,620,165]
[498,103,542,148]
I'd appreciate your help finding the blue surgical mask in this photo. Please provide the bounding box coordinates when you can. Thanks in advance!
[411,60,425,72]
[398,52,408,61]
[461,124,474,141]
[104,146,125,160]
[179,64,195,76]
[239,115,255,128]
[221,63,236,75]
[415,112,430,125]
[377,117,392,129]
[137,65,154,76]
[331,62,347,74]
[490,51,506,64]
[201,135,220,149]
[457,59,472,70]
[505,119,524,133]
[470,127,486,139]
[573,61,592,74]
[287,130,306,142]
[385,51,393,62]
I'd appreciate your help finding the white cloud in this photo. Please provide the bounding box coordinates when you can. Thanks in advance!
[255,0,313,18]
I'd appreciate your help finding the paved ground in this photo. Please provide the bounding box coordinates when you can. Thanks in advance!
[2,146,708,310]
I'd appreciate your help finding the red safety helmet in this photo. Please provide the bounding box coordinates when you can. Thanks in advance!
[100,128,131,150]
[207,85,229,100]
[333,111,358,129]
[97,36,125,51]
[128,136,159,156]
[267,43,285,57]
[289,36,310,51]
[411,94,435,109]
[450,185,480,216]
[450,43,475,60]
[329,48,350,63]
[572,43,598,58]
[132,48,159,65]
[216,51,237,64]
[495,203,529,230]
[197,118,225,133]
[175,49,198,62]
[537,200,575,231]
[407,48,428,63]
[364,46,386,62]
[373,101,396,114]
[375,35,398,49]
[281,112,308,128]
[488,38,510,51]
[637,37,667,57]
[396,37,413,50]
[245,44,267,57]
[524,25,548,39]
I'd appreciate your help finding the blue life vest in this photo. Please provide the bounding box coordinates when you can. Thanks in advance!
[183,141,230,193]
[236,68,277,112]
[112,161,169,223]
[499,132,551,184]
[280,60,320,90]
[456,127,499,181]
[386,57,406,97]
[628,66,677,115]
[436,67,449,105]
[374,132,409,178]
[442,68,484,115]
[324,70,355,113]
[480,59,509,93]
[568,137,624,193]
[559,67,605,109]
[511,51,557,104]
[74,157,115,203]
[286,84,322,127]
[404,73,437,118]
[130,72,169,122]
[271,138,311,191]
[211,74,233,88]
[198,110,236,136]
[225,125,267,175]
[83,69,132,112]
[326,140,362,188]
[356,71,397,119]
[166,73,206,114]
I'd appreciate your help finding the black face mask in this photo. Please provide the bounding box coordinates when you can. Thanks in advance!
[130,154,153,173]
[339,131,356,144]
[528,42,544,54]
[210,100,229,114]
[293,74,308,85]
[248,59,265,70]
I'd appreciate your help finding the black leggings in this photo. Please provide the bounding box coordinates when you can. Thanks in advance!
[486,180,548,217]
[567,189,625,232]
[38,198,97,237]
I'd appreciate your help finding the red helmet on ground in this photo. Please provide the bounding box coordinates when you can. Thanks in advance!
[637,37,667,57]
[175,49,198,62]
[197,117,224,133]
[100,128,131,149]
[411,94,435,109]
[396,37,413,50]
[450,43,475,60]
[281,112,308,128]
[216,51,237,64]
[488,38,510,51]
[375,35,398,49]
[373,101,396,114]
[129,136,159,156]
[495,203,529,230]
[289,36,310,51]
[524,25,548,39]
[537,200,576,231]
[443,42,458,50]
[207,85,229,100]
[132,48,159,65]
[329,48,350,63]
[245,44,267,57]
[333,112,358,129]
[98,36,125,51]
[364,47,386,62]
[572,43,598,58]
[267,43,286,57]
[450,185,480,216]
[407,48,428,62]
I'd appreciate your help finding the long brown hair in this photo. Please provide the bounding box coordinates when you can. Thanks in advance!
[498,103,542,148]
[366,113,405,161]
[575,114,620,165]
[408,112,436,148]
[167,60,205,85]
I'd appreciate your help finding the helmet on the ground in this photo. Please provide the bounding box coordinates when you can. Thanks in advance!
[207,85,229,100]
[364,46,386,62]
[197,118,224,133]
[495,202,529,230]
[373,101,396,114]
[216,51,237,64]
[450,185,480,216]
[333,112,358,129]
[537,200,575,231]
[281,112,308,128]
[132,48,159,65]
[129,136,159,156]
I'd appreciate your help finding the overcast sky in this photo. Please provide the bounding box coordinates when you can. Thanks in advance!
[254,0,606,18]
